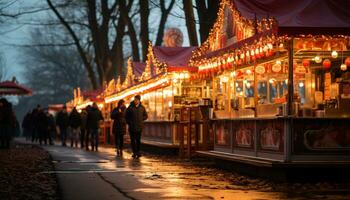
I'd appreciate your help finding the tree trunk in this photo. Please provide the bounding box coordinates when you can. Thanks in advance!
[183,0,198,46]
[195,0,220,44]
[140,0,149,61]
[47,0,98,89]
[155,0,175,46]
[120,0,139,62]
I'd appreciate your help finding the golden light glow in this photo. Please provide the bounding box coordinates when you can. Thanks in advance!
[76,101,93,111]
[105,77,169,103]
[341,63,347,71]
[331,50,338,58]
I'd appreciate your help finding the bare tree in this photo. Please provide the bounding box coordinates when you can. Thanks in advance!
[46,0,136,89]
[139,0,149,61]
[195,0,220,43]
[154,0,175,46]
[21,27,90,105]
[183,0,198,46]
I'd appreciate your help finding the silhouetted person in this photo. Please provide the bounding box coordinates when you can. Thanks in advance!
[22,111,33,141]
[85,105,92,150]
[0,99,16,148]
[37,107,48,145]
[46,111,56,145]
[87,103,103,151]
[125,95,148,158]
[31,105,41,143]
[111,99,126,157]
[56,106,69,146]
[80,108,88,149]
[69,107,81,148]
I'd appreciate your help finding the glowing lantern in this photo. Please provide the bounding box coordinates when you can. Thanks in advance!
[323,59,331,70]
[302,59,310,67]
[340,64,347,71]
[314,55,322,63]
[331,51,338,58]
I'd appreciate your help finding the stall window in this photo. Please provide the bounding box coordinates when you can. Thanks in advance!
[258,81,267,104]
[244,80,254,97]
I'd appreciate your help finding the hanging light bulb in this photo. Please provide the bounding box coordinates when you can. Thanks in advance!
[341,64,347,71]
[314,55,322,63]
[331,50,338,58]
[276,60,282,65]
[299,82,304,88]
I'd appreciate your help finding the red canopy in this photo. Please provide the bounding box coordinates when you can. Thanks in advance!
[153,46,197,68]
[0,81,33,96]
[233,0,350,35]
[81,89,104,102]
[132,62,146,78]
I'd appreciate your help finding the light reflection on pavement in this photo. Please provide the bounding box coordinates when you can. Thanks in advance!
[42,144,350,200]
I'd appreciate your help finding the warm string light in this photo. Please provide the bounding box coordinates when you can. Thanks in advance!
[105,76,170,103]
[190,0,278,65]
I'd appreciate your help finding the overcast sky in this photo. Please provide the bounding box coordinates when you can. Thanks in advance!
[0,1,191,83]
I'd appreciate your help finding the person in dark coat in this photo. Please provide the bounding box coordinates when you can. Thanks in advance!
[111,99,126,157]
[22,111,33,140]
[31,106,40,143]
[0,98,9,149]
[0,99,16,149]
[56,106,69,146]
[80,108,88,149]
[69,107,81,148]
[87,103,103,151]
[84,105,92,150]
[46,111,56,145]
[125,95,148,158]
[37,107,48,145]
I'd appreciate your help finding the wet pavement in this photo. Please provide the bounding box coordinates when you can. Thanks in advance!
[40,144,350,200]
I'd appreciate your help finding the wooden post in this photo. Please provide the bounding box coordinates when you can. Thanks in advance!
[287,38,294,115]
[253,64,258,117]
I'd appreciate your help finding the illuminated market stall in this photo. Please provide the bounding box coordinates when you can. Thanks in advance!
[104,43,201,147]
[189,0,350,165]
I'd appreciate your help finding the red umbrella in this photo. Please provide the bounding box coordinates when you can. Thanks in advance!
[0,81,33,96]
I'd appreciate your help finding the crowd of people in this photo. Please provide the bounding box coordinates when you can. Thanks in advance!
[21,94,148,159]
[23,102,104,151]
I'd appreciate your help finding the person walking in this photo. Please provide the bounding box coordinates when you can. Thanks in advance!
[125,95,148,158]
[31,105,40,143]
[69,107,81,148]
[46,111,56,145]
[80,108,88,149]
[0,98,12,149]
[37,107,48,145]
[87,103,103,151]
[84,105,92,150]
[111,99,126,157]
[0,99,16,148]
[22,111,33,141]
[56,106,69,146]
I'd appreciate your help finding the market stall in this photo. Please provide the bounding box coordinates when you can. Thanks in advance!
[190,0,350,165]
[104,43,207,148]
[68,87,108,143]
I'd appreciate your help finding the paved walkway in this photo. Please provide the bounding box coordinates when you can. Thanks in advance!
[40,144,284,200]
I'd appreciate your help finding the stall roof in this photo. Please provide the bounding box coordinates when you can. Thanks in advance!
[153,46,197,68]
[233,0,350,35]
[81,89,103,101]
[132,62,146,78]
